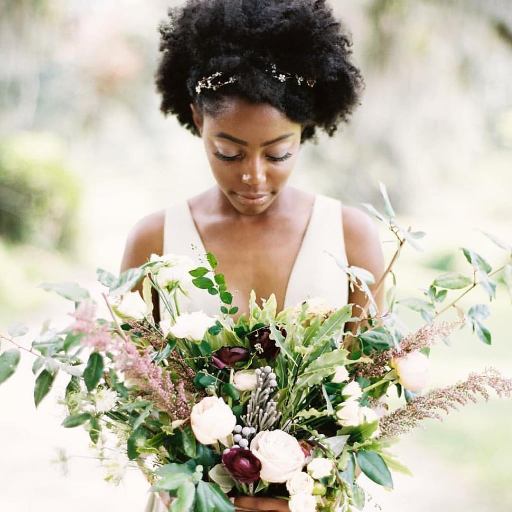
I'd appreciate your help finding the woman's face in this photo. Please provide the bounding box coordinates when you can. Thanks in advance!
[191,97,302,215]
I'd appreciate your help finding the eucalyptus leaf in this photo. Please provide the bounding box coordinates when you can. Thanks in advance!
[39,282,90,302]
[356,451,393,489]
[152,463,195,492]
[361,203,387,222]
[96,268,118,288]
[462,248,492,274]
[109,268,145,296]
[322,435,349,457]
[352,482,366,510]
[34,369,56,407]
[379,182,396,218]
[208,464,235,494]
[0,349,21,384]
[7,322,29,338]
[433,272,472,290]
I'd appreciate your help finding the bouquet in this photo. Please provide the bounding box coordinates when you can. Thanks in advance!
[2,187,512,511]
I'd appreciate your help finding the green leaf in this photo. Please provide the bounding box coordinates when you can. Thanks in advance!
[109,267,145,296]
[32,356,44,376]
[433,272,472,290]
[127,427,149,460]
[476,271,497,300]
[208,287,219,295]
[39,282,90,301]
[194,372,217,388]
[474,321,492,345]
[192,277,215,289]
[65,375,80,398]
[361,203,387,222]
[195,481,234,512]
[152,463,195,492]
[62,412,92,428]
[207,252,218,269]
[0,349,21,384]
[89,416,101,444]
[222,383,240,401]
[220,291,233,305]
[462,248,492,274]
[228,307,239,315]
[84,352,104,392]
[189,267,210,278]
[214,274,226,285]
[180,426,197,458]
[468,304,490,322]
[296,349,348,389]
[208,464,235,494]
[480,231,512,252]
[268,322,295,363]
[358,328,393,352]
[309,305,352,346]
[34,369,56,407]
[351,483,366,510]
[322,435,349,457]
[171,481,196,512]
[63,332,83,351]
[7,322,29,338]
[356,451,393,489]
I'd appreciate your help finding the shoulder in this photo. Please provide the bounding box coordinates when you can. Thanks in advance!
[120,210,165,273]
[341,205,385,271]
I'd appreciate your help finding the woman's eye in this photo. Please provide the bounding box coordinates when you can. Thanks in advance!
[267,152,292,162]
[214,151,242,162]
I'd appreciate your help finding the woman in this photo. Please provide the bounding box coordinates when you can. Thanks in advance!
[121,0,385,509]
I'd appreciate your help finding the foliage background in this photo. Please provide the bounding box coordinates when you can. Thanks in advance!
[0,0,511,510]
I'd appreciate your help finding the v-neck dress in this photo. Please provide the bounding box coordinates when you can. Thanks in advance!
[147,193,350,511]
[158,193,349,320]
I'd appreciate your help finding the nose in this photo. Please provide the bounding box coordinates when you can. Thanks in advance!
[242,156,267,186]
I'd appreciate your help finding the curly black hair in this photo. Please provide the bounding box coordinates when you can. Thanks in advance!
[155,0,364,142]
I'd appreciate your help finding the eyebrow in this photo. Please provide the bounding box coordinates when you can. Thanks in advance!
[215,132,294,147]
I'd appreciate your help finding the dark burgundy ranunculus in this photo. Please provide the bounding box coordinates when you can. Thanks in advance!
[247,326,287,360]
[222,448,261,483]
[211,347,250,369]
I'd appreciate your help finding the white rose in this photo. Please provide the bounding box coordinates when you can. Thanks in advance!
[336,400,362,427]
[307,457,334,480]
[159,318,172,338]
[115,291,147,320]
[286,472,315,496]
[94,388,117,413]
[233,370,258,392]
[168,311,216,341]
[331,366,349,384]
[150,253,195,289]
[289,494,317,512]
[250,430,306,483]
[392,351,430,392]
[342,381,362,401]
[360,406,379,424]
[190,396,236,445]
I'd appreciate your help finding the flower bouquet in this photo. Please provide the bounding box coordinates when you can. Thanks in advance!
[2,187,512,511]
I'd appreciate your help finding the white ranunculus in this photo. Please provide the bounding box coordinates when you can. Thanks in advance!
[150,253,195,289]
[168,311,216,341]
[289,494,317,512]
[116,291,147,320]
[336,400,362,427]
[94,388,118,413]
[307,457,334,480]
[159,318,172,338]
[331,366,349,384]
[190,397,236,445]
[341,381,362,401]
[360,406,379,424]
[392,351,430,392]
[250,430,306,483]
[286,472,315,496]
[233,370,258,392]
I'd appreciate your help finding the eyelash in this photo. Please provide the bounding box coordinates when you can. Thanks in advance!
[214,151,292,163]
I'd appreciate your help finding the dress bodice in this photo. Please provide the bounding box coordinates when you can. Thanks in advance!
[159,193,349,318]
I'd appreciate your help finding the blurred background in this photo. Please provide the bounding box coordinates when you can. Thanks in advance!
[0,0,511,510]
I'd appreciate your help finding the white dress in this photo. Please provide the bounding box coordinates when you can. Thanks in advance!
[146,192,350,511]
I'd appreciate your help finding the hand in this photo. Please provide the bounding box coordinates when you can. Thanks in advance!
[234,496,290,511]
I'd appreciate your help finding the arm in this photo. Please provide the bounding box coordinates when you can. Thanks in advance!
[342,205,386,335]
[119,210,164,321]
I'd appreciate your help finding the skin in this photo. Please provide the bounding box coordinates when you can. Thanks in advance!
[120,97,385,511]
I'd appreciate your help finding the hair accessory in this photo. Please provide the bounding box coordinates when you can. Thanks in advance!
[194,64,316,95]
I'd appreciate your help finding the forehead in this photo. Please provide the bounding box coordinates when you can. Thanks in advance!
[203,97,300,143]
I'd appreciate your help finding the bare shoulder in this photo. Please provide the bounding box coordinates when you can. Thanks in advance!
[120,210,165,273]
[341,205,384,271]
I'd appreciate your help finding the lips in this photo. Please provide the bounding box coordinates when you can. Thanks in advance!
[236,192,270,199]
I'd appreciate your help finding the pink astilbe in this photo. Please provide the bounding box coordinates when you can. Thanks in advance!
[116,342,192,420]
[378,368,512,438]
[68,300,116,352]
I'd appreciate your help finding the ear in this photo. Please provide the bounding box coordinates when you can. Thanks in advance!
[190,103,204,135]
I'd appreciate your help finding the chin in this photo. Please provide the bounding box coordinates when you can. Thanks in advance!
[229,191,277,214]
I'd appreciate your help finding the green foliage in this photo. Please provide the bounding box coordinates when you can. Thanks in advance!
[356,450,393,489]
[84,352,104,391]
[0,349,21,384]
[0,133,80,250]
[62,412,92,428]
[34,368,56,407]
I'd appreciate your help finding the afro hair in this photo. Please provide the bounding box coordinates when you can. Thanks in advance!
[155,0,364,142]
